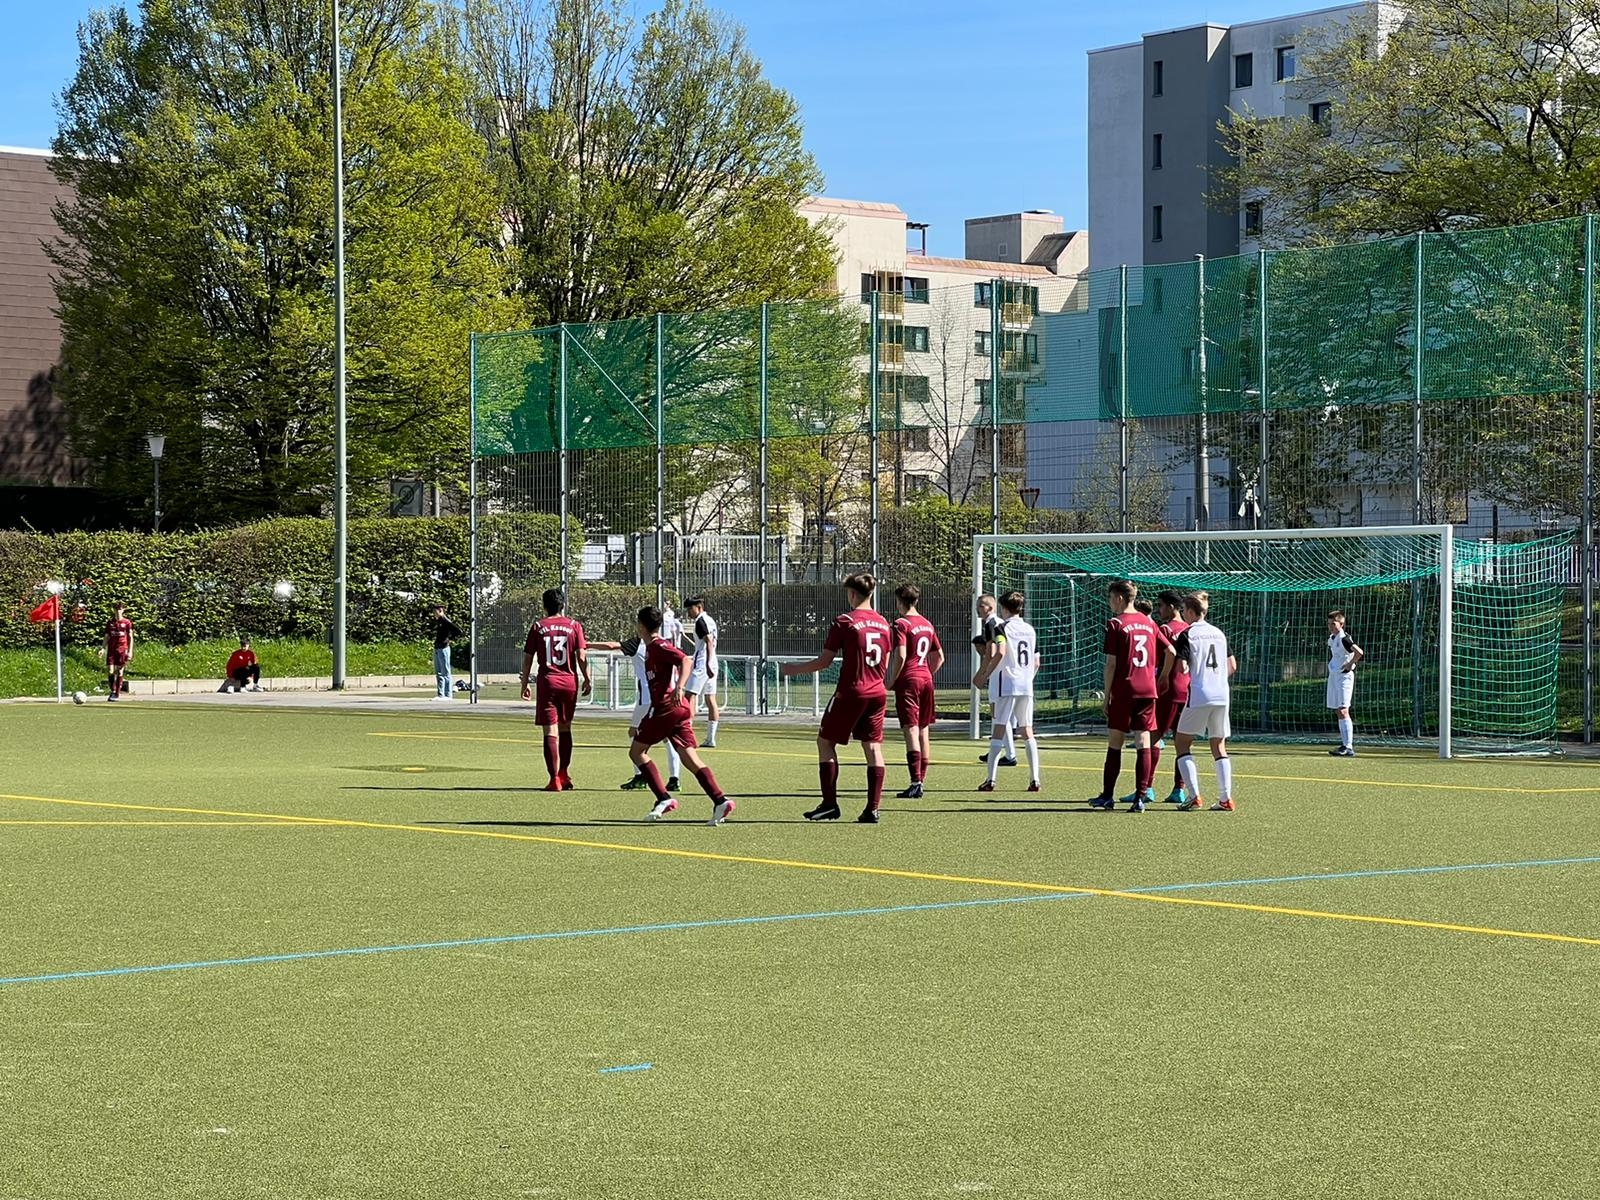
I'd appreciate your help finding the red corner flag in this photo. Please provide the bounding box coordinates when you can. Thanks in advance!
[28,596,60,624]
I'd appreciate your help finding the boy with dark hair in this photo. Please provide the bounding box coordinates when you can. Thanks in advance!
[1325,609,1364,757]
[1154,589,1191,803]
[885,583,944,799]
[520,589,591,791]
[220,636,261,693]
[684,595,721,746]
[1089,580,1161,812]
[431,604,463,702]
[974,590,1041,793]
[783,572,891,824]
[104,603,133,701]
[974,592,1016,767]
[629,606,733,825]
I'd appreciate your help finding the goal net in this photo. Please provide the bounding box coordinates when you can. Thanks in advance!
[973,527,1573,757]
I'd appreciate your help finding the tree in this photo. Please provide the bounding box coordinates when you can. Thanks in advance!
[461,0,837,326]
[906,286,986,505]
[51,0,515,526]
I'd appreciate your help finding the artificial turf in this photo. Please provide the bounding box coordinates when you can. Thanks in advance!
[1,699,1597,1199]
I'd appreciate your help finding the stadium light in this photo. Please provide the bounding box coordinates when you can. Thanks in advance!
[146,432,165,533]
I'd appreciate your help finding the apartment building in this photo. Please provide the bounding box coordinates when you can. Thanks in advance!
[800,198,1088,508]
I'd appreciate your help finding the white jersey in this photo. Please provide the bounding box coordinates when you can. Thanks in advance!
[692,612,719,678]
[1174,618,1231,707]
[1328,630,1356,674]
[661,606,683,647]
[995,617,1038,697]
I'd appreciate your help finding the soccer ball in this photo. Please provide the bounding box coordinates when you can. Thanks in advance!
[71,691,88,705]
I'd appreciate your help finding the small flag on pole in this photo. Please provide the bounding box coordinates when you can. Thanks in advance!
[28,596,60,624]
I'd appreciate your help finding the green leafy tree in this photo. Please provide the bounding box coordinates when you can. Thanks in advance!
[51,0,516,525]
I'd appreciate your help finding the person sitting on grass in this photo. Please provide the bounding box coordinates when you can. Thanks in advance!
[220,636,262,693]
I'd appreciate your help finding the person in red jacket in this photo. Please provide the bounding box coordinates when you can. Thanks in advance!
[220,637,261,693]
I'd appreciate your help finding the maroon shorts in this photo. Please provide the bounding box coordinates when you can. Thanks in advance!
[1156,691,1188,737]
[893,677,937,730]
[820,691,887,746]
[1107,689,1158,734]
[107,650,130,668]
[635,703,698,751]
[535,677,578,726]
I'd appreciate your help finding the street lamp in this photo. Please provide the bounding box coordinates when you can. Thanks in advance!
[145,432,165,532]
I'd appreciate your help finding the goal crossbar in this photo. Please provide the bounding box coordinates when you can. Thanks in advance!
[972,526,1456,759]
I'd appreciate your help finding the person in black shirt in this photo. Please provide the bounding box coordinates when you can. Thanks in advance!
[432,604,463,702]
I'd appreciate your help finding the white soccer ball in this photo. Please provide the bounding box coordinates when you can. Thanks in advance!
[71,691,88,705]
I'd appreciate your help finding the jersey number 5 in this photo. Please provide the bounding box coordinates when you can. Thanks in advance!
[864,630,884,668]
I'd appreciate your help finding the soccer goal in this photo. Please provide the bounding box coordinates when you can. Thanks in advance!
[972,526,1574,758]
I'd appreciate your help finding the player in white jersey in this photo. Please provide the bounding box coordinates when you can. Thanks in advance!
[662,603,685,649]
[592,635,683,791]
[974,591,1041,792]
[973,592,1017,768]
[1159,591,1239,812]
[684,596,721,746]
[1324,609,1364,758]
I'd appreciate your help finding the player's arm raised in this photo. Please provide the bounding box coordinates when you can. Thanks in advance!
[782,648,836,677]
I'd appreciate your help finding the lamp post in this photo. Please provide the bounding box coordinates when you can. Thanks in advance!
[145,432,165,532]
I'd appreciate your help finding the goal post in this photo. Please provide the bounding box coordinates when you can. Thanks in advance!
[972,525,1572,759]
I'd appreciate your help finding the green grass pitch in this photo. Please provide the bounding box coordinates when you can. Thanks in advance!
[2,700,1598,1199]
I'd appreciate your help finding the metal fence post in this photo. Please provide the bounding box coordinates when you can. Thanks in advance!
[558,322,570,594]
[869,290,881,597]
[467,333,479,704]
[1584,214,1596,744]
[1194,255,1210,532]
[655,313,666,610]
[1412,232,1426,738]
[1118,264,1130,533]
[1257,249,1269,529]
[758,302,771,714]
[989,278,1002,535]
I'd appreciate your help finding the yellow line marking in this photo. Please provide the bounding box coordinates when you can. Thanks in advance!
[2,791,1596,949]
[365,731,1600,795]
[0,819,305,827]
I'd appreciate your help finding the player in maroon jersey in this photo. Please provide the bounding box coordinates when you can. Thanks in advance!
[628,606,733,825]
[1089,580,1162,812]
[781,572,892,824]
[103,603,134,701]
[1154,589,1192,804]
[519,589,591,791]
[884,583,944,799]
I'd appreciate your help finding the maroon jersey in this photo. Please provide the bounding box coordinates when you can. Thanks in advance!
[1104,610,1160,698]
[891,615,941,686]
[524,615,586,680]
[1159,617,1191,701]
[642,636,688,712]
[105,618,132,653]
[824,607,892,697]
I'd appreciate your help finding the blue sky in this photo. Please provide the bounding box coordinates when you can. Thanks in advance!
[0,0,1300,256]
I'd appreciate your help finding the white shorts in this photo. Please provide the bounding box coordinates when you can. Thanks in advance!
[686,669,718,698]
[1326,671,1354,709]
[992,694,1034,729]
[1177,703,1231,741]
[629,699,649,728]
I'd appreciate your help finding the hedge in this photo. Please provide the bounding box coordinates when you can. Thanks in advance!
[0,514,568,650]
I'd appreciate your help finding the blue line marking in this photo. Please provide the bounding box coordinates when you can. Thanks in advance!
[2,853,1596,989]
[599,1063,653,1074]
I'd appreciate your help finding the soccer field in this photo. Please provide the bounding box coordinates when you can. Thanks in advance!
[3,701,1597,1199]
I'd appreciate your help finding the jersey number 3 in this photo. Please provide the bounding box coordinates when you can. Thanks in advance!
[1131,633,1149,669]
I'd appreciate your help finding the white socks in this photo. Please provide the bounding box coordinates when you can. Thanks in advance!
[1215,756,1233,800]
[1338,716,1353,749]
[707,720,719,744]
[1025,737,1040,786]
[1178,754,1202,800]
[987,739,1005,783]
[1002,724,1017,760]
[667,743,682,777]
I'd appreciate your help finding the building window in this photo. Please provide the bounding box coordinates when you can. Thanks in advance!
[904,326,930,353]
[1244,201,1263,236]
[975,331,992,356]
[1276,46,1296,81]
[860,273,875,303]
[976,379,991,405]
[974,282,992,308]
[1151,275,1164,313]
[1024,332,1039,364]
[1153,59,1164,96]
[906,472,933,496]
[1152,133,1163,170]
[903,427,930,452]
[905,375,930,403]
[1234,52,1253,88]
[1309,101,1332,128]
[1151,205,1164,243]
[904,276,929,303]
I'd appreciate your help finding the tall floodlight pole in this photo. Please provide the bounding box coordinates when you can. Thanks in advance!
[331,0,348,690]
